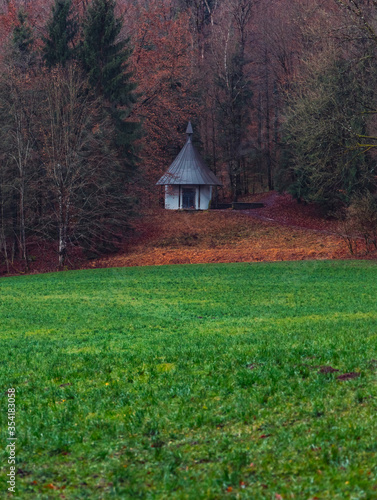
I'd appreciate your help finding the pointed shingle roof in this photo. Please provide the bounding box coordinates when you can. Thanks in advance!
[156,122,222,186]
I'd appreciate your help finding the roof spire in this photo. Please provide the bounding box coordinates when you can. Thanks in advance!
[156,119,222,187]
[186,121,193,136]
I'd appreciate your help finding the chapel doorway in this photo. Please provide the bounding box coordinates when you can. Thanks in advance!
[182,188,196,209]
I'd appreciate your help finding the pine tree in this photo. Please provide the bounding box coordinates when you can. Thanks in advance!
[13,10,34,55]
[80,0,140,167]
[77,0,140,255]
[12,9,35,71]
[42,0,77,68]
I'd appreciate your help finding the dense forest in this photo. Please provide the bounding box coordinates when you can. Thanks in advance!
[0,0,377,269]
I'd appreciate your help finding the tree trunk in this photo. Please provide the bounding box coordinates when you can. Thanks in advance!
[257,92,263,191]
[273,80,279,179]
[0,187,9,274]
[265,50,273,191]
[19,173,28,269]
[58,191,66,268]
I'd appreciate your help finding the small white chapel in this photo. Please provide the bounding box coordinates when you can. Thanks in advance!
[156,122,222,210]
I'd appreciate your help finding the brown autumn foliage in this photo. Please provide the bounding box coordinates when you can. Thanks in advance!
[127,0,200,206]
[87,192,361,270]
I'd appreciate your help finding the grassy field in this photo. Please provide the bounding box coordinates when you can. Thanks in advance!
[1,261,377,499]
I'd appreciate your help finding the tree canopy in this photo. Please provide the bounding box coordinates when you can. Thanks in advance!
[42,0,77,68]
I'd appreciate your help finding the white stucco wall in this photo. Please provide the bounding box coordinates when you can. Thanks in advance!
[198,185,212,210]
[164,185,213,210]
[165,185,180,209]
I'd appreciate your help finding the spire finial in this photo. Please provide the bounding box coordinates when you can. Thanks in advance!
[186,121,193,136]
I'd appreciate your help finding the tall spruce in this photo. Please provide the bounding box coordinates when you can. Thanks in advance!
[74,0,140,256]
[42,0,77,68]
[80,0,139,168]
[13,10,34,55]
[11,9,35,70]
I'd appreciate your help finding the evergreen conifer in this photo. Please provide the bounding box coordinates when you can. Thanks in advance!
[80,0,140,169]
[42,0,77,68]
[12,10,34,59]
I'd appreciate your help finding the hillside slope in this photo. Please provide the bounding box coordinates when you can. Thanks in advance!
[91,192,350,269]
[2,192,375,276]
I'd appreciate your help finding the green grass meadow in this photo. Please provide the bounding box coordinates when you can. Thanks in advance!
[1,261,377,499]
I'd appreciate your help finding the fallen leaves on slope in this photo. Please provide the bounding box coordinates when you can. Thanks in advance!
[91,205,349,269]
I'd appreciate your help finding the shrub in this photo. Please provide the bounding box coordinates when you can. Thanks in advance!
[338,192,377,255]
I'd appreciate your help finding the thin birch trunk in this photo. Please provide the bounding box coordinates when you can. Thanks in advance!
[58,190,66,268]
